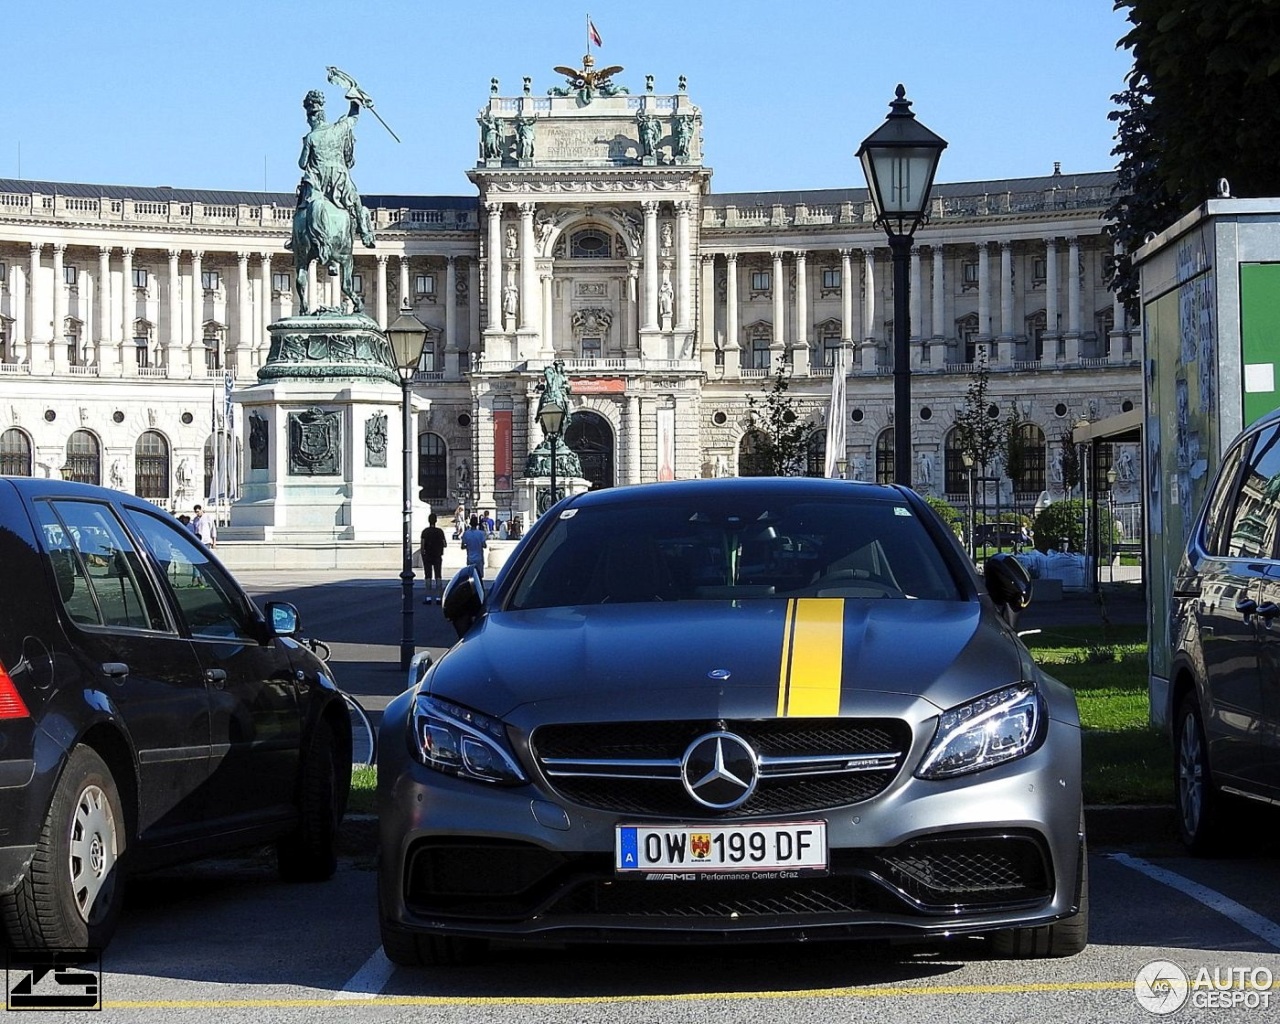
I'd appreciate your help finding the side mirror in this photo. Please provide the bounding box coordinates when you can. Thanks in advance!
[265,601,301,637]
[442,566,485,638]
[984,552,1032,626]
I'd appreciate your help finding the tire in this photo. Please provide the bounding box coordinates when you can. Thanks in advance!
[0,745,126,954]
[1174,692,1235,855]
[277,724,342,882]
[990,817,1089,959]
[379,919,487,967]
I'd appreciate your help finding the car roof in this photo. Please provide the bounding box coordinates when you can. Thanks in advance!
[0,477,164,507]
[559,477,912,510]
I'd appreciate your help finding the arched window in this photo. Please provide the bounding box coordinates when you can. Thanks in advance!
[417,432,447,499]
[564,410,615,490]
[875,429,894,484]
[1008,423,1046,495]
[64,430,101,485]
[738,431,771,477]
[0,428,32,476]
[806,433,825,477]
[135,430,170,499]
[569,229,611,259]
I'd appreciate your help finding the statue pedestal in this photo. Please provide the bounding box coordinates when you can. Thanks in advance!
[518,476,591,522]
[223,313,428,543]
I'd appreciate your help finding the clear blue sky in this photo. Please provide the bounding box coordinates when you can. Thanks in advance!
[11,0,1132,197]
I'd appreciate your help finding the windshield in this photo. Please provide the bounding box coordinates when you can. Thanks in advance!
[506,493,963,610]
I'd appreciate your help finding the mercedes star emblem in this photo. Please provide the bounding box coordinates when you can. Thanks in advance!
[681,731,759,810]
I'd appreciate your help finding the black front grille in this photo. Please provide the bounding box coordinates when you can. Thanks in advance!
[531,718,911,817]
[873,833,1052,908]
[547,876,868,918]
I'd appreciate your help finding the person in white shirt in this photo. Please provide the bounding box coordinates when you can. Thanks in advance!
[190,504,217,547]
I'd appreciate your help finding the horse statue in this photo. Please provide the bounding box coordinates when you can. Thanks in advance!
[292,183,359,315]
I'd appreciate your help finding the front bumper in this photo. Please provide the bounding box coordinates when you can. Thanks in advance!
[378,732,1085,946]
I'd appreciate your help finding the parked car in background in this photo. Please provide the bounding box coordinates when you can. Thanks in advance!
[378,477,1087,965]
[0,479,351,953]
[1168,407,1280,852]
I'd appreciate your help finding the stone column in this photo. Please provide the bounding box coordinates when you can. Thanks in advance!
[976,242,991,342]
[725,253,739,374]
[999,240,1014,365]
[398,255,411,313]
[190,250,204,372]
[860,249,877,370]
[771,251,786,358]
[540,272,553,358]
[444,255,458,362]
[233,252,249,376]
[166,249,181,371]
[625,262,639,354]
[840,249,854,351]
[120,247,134,370]
[375,254,388,327]
[909,245,922,369]
[676,200,692,329]
[626,391,642,484]
[792,250,809,375]
[96,246,111,369]
[485,201,503,331]
[467,258,481,370]
[257,253,272,367]
[1045,237,1060,360]
[931,245,945,344]
[27,244,43,365]
[518,202,537,335]
[700,253,716,365]
[52,245,67,372]
[1066,236,1082,362]
[12,246,31,367]
[642,200,659,330]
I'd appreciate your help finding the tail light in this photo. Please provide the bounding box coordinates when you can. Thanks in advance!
[0,660,30,719]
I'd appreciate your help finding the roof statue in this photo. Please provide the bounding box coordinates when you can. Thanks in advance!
[550,54,628,104]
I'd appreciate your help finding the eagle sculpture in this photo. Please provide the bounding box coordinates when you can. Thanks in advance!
[550,54,628,103]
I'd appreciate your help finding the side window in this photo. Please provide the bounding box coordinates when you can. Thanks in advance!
[123,508,259,640]
[1202,442,1246,556]
[33,499,169,631]
[1223,425,1280,559]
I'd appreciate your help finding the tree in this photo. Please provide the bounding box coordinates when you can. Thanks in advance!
[954,354,1004,474]
[744,365,818,476]
[1107,1,1280,315]
[1056,429,1081,494]
[1003,403,1027,490]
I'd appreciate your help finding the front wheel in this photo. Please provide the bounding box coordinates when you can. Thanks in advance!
[0,745,127,953]
[1175,693,1236,855]
[989,816,1088,959]
[277,724,344,882]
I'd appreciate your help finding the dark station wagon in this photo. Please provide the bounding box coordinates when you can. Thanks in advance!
[0,478,350,953]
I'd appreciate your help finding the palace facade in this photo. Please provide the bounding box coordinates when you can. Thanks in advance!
[0,73,1139,526]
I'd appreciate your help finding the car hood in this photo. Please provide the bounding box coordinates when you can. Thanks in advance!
[428,600,1031,721]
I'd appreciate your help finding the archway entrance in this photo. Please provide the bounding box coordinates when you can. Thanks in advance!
[565,410,615,490]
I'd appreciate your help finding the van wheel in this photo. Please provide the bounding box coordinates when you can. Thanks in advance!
[277,724,341,882]
[0,746,126,954]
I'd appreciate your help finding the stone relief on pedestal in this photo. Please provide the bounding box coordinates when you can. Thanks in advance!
[288,407,342,477]
[364,411,388,468]
[249,412,269,470]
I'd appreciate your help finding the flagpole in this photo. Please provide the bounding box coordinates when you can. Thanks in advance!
[586,12,591,56]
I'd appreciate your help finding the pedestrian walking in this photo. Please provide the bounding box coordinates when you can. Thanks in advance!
[190,504,217,547]
[420,513,447,604]
[460,514,488,582]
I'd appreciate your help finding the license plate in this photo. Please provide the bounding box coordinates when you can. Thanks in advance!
[615,821,827,876]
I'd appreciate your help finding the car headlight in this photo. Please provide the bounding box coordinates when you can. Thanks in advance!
[410,694,527,785]
[915,683,1045,779]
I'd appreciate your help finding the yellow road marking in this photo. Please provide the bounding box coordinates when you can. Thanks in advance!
[100,980,1132,1009]
[777,598,844,717]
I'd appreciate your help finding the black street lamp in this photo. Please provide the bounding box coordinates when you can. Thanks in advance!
[537,398,567,517]
[386,306,428,672]
[857,85,947,487]
[961,449,976,561]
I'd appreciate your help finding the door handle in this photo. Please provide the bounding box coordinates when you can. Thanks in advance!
[1236,596,1259,621]
[101,662,129,681]
[1259,601,1280,624]
[204,668,228,688]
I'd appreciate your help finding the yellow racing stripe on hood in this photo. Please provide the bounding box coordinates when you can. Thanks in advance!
[777,598,845,716]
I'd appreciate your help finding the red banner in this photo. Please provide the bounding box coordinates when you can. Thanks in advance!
[572,377,626,394]
[494,410,512,491]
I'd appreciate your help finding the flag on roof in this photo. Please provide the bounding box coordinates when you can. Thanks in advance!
[588,17,602,47]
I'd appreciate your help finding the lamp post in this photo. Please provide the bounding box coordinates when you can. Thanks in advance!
[386,306,429,672]
[961,449,976,562]
[537,398,566,518]
[1106,465,1118,583]
[857,85,947,487]
[837,457,848,481]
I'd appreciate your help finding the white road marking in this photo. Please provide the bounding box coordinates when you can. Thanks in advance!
[334,948,396,1000]
[1109,852,1280,949]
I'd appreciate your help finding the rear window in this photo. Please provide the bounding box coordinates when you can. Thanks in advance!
[506,494,962,610]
